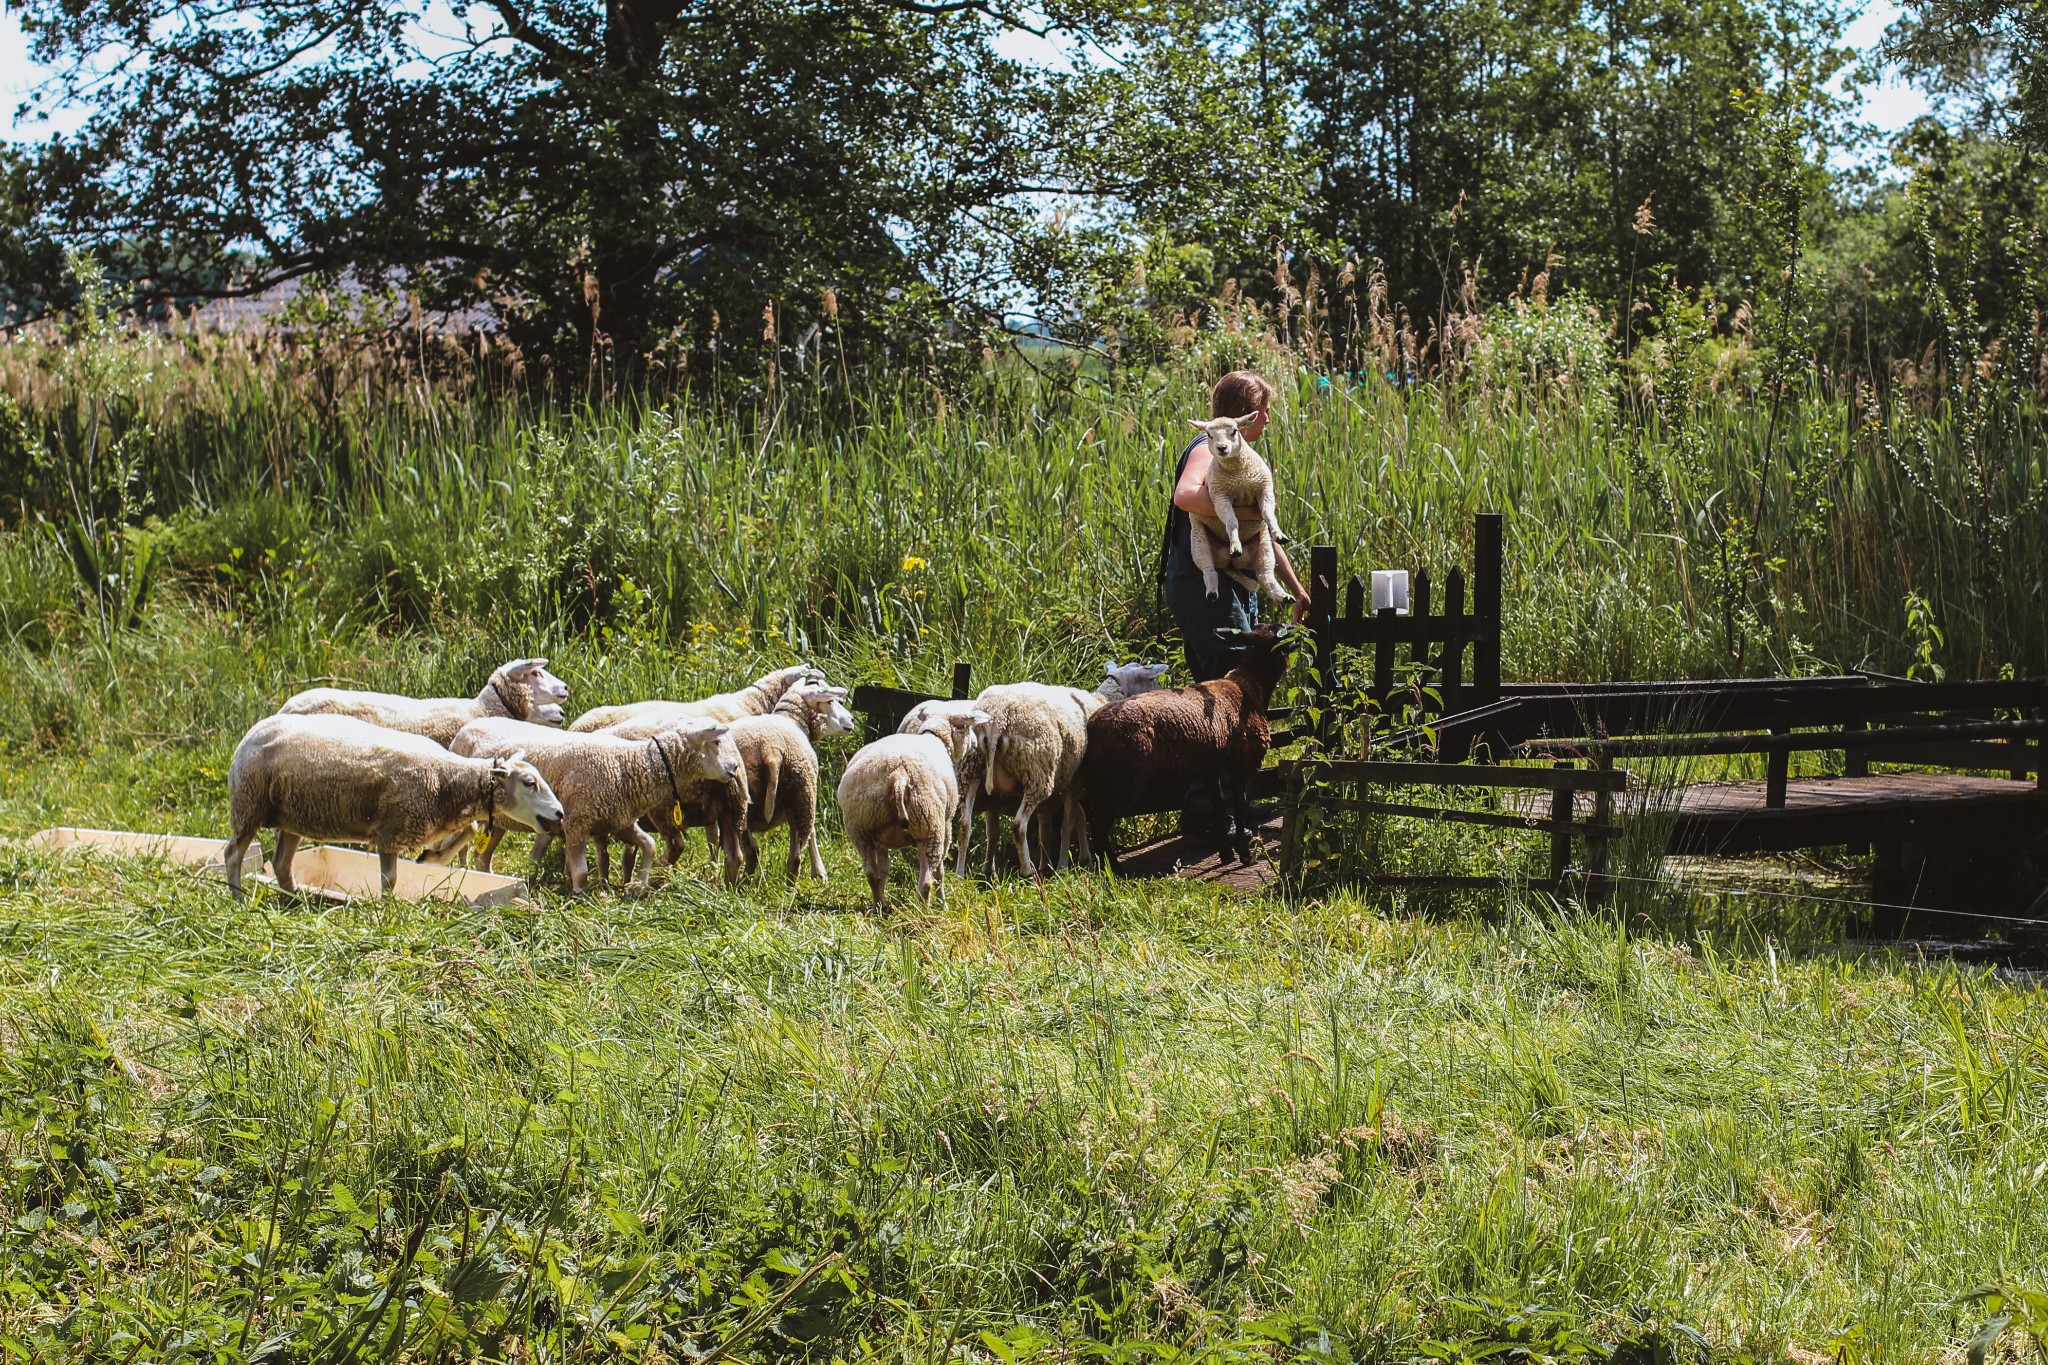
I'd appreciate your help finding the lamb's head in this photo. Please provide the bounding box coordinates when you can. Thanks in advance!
[794,681,858,738]
[492,753,566,835]
[1102,660,1170,699]
[487,658,572,725]
[1189,415,1253,467]
[661,719,744,784]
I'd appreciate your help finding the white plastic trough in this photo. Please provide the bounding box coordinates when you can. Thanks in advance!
[25,826,529,908]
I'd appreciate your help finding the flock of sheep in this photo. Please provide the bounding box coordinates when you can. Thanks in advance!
[223,626,1299,908]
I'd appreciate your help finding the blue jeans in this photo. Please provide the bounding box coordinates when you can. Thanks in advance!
[1164,566,1259,682]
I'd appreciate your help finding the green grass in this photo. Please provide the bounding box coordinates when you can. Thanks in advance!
[1,826,2044,1362]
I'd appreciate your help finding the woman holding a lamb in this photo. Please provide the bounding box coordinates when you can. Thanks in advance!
[1160,370,1308,681]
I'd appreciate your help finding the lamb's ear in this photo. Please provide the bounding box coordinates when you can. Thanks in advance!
[504,657,545,678]
[1186,418,1210,431]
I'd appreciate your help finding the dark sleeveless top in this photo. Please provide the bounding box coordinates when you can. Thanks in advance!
[1158,435,1209,588]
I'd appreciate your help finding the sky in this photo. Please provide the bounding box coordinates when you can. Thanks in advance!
[0,0,1932,144]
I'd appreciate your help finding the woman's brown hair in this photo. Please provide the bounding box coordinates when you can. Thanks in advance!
[1210,370,1276,419]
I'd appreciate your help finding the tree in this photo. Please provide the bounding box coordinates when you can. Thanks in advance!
[1285,0,1861,343]
[1888,0,2048,151]
[5,0,1303,373]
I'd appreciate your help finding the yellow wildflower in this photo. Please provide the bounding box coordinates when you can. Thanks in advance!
[901,555,928,572]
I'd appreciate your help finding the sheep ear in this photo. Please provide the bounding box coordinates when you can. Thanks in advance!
[1186,419,1208,431]
[505,658,544,678]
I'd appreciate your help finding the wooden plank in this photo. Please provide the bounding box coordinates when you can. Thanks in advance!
[1411,567,1433,673]
[1292,794,1615,838]
[1864,740,2040,772]
[1281,758,1629,792]
[1310,544,1338,743]
[1514,717,2048,759]
[951,661,973,700]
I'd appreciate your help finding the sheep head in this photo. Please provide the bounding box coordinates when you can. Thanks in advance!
[795,681,858,738]
[1188,415,1253,467]
[493,754,566,835]
[494,657,572,725]
[1104,661,1169,697]
[663,719,743,783]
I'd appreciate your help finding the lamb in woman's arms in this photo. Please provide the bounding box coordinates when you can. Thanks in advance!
[1186,414,1291,605]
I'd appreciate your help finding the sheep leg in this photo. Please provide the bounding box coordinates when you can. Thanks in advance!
[1229,775,1258,864]
[1188,522,1223,600]
[222,822,261,898]
[273,831,302,893]
[625,823,659,887]
[953,785,978,877]
[915,843,938,904]
[565,838,591,893]
[859,844,889,909]
[1210,778,1238,862]
[1262,486,1288,545]
[805,820,828,882]
[644,809,684,866]
[984,808,998,877]
[477,826,507,874]
[1011,797,1043,882]
[1214,496,1245,557]
[1252,538,1290,602]
[378,846,399,897]
[718,816,744,886]
[593,836,612,888]
[742,828,761,878]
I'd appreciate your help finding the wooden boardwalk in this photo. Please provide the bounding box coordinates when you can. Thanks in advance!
[1108,820,1284,893]
[1670,772,2044,854]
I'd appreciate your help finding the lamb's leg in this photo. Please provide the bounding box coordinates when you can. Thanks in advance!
[528,827,552,869]
[378,846,399,897]
[1188,522,1223,600]
[593,835,612,888]
[915,843,937,904]
[625,823,659,887]
[1262,486,1287,545]
[1214,496,1245,557]
[565,837,591,893]
[273,831,302,893]
[1253,538,1290,603]
[223,821,261,898]
[742,828,761,878]
[644,808,684,866]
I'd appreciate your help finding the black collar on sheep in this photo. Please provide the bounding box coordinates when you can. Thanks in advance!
[649,736,685,805]
[489,679,517,716]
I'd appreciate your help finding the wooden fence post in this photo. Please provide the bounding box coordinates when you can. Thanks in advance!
[1766,698,1791,809]
[1441,565,1466,718]
[1473,514,1502,706]
[1310,545,1338,743]
[1587,755,1614,905]
[1548,761,1576,891]
[951,662,973,701]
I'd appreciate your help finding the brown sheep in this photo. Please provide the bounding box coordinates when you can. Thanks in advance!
[1078,625,1298,870]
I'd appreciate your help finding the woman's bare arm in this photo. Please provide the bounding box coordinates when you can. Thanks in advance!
[1275,542,1309,623]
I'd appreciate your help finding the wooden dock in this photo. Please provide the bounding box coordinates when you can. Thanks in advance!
[1667,772,2047,856]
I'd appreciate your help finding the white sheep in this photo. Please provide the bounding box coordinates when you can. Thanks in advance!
[224,713,565,898]
[279,658,571,746]
[959,682,1106,881]
[837,712,983,910]
[591,711,751,884]
[1185,415,1291,604]
[568,665,822,732]
[450,716,740,891]
[714,680,858,882]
